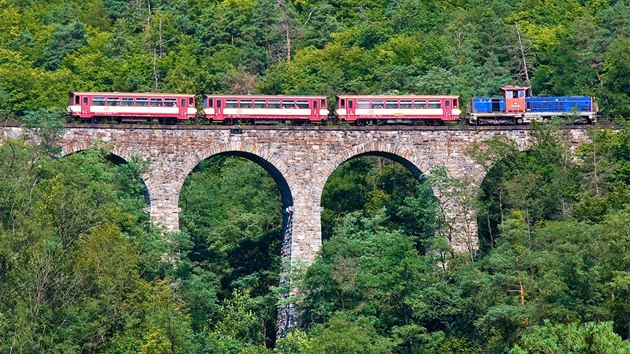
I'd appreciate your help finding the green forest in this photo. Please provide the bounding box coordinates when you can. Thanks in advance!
[1,0,630,353]
[0,0,628,119]
[4,115,630,353]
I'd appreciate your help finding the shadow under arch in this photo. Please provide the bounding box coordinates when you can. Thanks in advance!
[201,150,294,210]
[320,150,437,243]
[62,149,151,207]
[345,151,424,179]
[193,150,294,262]
[178,150,294,346]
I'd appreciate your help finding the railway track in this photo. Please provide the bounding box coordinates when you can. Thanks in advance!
[1,121,609,131]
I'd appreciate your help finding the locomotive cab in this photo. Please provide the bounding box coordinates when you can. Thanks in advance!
[501,85,530,113]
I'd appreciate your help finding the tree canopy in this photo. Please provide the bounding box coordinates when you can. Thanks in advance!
[0,0,627,119]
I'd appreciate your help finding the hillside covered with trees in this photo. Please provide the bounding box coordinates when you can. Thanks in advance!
[0,0,628,119]
[3,114,630,352]
[1,0,630,353]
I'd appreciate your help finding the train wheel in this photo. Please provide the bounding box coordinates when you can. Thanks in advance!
[515,117,524,125]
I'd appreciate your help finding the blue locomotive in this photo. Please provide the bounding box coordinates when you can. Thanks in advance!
[469,86,598,125]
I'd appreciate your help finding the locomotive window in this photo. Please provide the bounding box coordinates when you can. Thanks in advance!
[414,100,427,108]
[83,97,88,105]
[240,100,252,108]
[348,101,353,109]
[254,100,266,108]
[216,100,222,108]
[314,101,318,109]
[150,98,163,107]
[205,98,212,108]
[371,100,384,109]
[321,99,326,108]
[400,100,412,109]
[165,98,177,107]
[282,100,295,109]
[226,100,238,108]
[340,99,345,109]
[269,100,281,109]
[122,98,134,106]
[136,98,148,107]
[428,100,441,109]
[180,99,186,107]
[93,97,105,106]
[189,98,194,106]
[357,100,370,109]
[385,100,398,109]
[519,91,524,98]
[454,100,458,108]
[74,96,80,105]
[445,100,450,108]
[297,101,309,109]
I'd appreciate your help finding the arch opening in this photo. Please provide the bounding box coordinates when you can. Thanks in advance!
[64,149,151,207]
[178,151,293,347]
[320,151,438,253]
[476,139,578,254]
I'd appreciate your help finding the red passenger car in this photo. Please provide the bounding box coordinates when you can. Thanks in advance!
[68,92,197,123]
[203,95,329,124]
[336,95,461,124]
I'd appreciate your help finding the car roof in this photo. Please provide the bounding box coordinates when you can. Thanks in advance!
[203,94,327,99]
[336,95,459,99]
[70,92,195,98]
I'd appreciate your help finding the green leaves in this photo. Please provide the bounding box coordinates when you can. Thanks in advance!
[511,321,630,353]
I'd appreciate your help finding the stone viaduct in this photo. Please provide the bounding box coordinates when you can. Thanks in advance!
[1,124,591,331]
[1,125,591,264]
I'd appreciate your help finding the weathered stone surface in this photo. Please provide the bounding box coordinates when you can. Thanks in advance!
[0,125,591,264]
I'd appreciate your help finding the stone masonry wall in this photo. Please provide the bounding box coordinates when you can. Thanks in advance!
[0,125,590,265]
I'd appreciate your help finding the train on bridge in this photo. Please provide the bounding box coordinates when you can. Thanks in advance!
[67,85,598,125]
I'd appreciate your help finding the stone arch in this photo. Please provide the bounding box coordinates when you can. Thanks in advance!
[59,140,134,161]
[318,143,436,241]
[179,142,294,210]
[463,130,554,191]
[60,146,151,206]
[327,141,430,176]
[182,150,293,209]
[320,142,430,208]
[177,143,295,260]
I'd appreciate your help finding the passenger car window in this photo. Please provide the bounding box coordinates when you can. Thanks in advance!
[371,100,384,109]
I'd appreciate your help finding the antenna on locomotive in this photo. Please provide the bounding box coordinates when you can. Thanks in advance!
[515,25,532,97]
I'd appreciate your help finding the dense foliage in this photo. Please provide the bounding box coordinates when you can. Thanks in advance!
[3,117,630,351]
[0,0,628,119]
[1,0,630,352]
